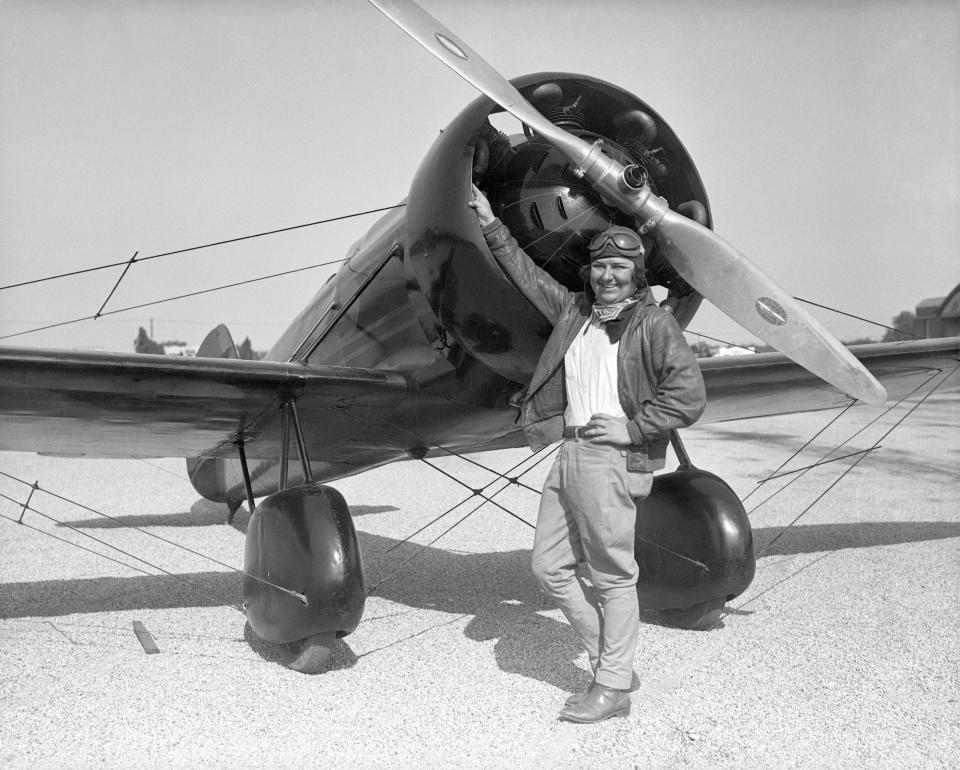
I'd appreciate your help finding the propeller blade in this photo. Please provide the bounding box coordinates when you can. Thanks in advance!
[653,210,887,404]
[368,0,888,405]
[366,0,588,162]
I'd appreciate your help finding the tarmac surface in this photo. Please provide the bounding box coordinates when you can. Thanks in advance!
[1,393,958,768]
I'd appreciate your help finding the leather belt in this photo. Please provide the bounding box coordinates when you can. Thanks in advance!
[562,425,590,439]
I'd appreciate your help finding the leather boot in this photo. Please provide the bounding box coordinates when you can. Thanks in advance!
[564,683,593,708]
[559,684,631,723]
[565,670,639,707]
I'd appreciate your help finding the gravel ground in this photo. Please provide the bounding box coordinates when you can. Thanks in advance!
[1,394,958,768]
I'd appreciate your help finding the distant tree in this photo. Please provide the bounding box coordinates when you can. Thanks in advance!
[689,340,714,358]
[882,310,916,342]
[134,326,164,354]
[842,337,877,346]
[238,336,256,360]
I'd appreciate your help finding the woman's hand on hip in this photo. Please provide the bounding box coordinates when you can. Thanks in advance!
[585,413,633,446]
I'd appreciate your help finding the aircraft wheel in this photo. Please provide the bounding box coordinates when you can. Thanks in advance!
[658,597,725,630]
[286,631,336,674]
[634,468,755,621]
[243,483,365,647]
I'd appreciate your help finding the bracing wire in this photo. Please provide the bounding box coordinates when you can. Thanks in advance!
[0,513,158,579]
[410,437,546,497]
[756,447,881,482]
[366,493,509,595]
[754,364,957,557]
[334,403,549,502]
[363,455,557,596]
[717,363,958,624]
[384,447,554,554]
[741,400,857,502]
[794,296,917,339]
[683,329,758,352]
[0,469,240,571]
[0,489,243,610]
[0,204,405,293]
[414,457,537,529]
[746,369,945,517]
[410,446,710,573]
[0,260,345,342]
[688,297,913,352]
[0,473,307,607]
[0,203,407,342]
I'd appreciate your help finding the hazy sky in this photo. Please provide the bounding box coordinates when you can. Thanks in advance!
[1,0,958,353]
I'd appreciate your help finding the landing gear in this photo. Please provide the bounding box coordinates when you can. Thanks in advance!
[286,631,337,675]
[634,433,755,630]
[658,597,726,631]
[239,398,365,672]
[243,482,365,665]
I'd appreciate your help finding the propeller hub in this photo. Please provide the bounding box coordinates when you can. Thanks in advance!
[622,164,647,190]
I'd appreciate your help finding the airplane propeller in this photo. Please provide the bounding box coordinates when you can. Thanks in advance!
[368,0,887,405]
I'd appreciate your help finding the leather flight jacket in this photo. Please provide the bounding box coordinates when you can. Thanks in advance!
[482,219,707,471]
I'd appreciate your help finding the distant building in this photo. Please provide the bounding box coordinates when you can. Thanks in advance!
[914,283,960,338]
[162,344,197,356]
[714,345,757,356]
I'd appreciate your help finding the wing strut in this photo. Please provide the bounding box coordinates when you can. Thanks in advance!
[287,399,314,483]
[278,397,315,492]
[233,396,315,522]
[276,397,315,490]
[669,431,694,471]
[235,438,258,525]
[279,402,292,490]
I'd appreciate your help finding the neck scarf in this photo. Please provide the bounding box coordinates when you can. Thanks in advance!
[591,295,642,343]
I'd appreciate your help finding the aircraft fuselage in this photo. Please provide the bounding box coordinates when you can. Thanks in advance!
[192,73,714,501]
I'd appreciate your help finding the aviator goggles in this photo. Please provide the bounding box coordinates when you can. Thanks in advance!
[587,227,645,261]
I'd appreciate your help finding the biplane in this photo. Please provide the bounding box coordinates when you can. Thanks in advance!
[1,0,958,673]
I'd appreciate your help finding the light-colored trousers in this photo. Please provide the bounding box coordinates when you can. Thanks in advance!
[531,438,653,690]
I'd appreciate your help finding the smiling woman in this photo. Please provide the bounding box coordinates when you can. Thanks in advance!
[589,257,640,306]
[0,0,958,750]
[469,183,709,722]
[583,225,648,307]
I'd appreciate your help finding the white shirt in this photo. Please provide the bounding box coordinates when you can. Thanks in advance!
[563,315,626,426]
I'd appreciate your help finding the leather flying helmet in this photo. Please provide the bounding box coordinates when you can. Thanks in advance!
[587,226,645,266]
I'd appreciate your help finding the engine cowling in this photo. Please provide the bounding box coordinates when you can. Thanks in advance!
[405,73,713,383]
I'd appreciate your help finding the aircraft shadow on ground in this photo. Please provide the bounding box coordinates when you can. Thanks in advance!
[700,426,960,481]
[54,502,399,529]
[4,519,960,690]
[751,521,960,556]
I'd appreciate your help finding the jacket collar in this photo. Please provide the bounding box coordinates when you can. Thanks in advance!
[564,289,657,344]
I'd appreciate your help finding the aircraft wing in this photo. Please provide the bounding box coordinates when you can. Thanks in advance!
[0,338,956,462]
[0,346,409,459]
[698,336,960,424]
